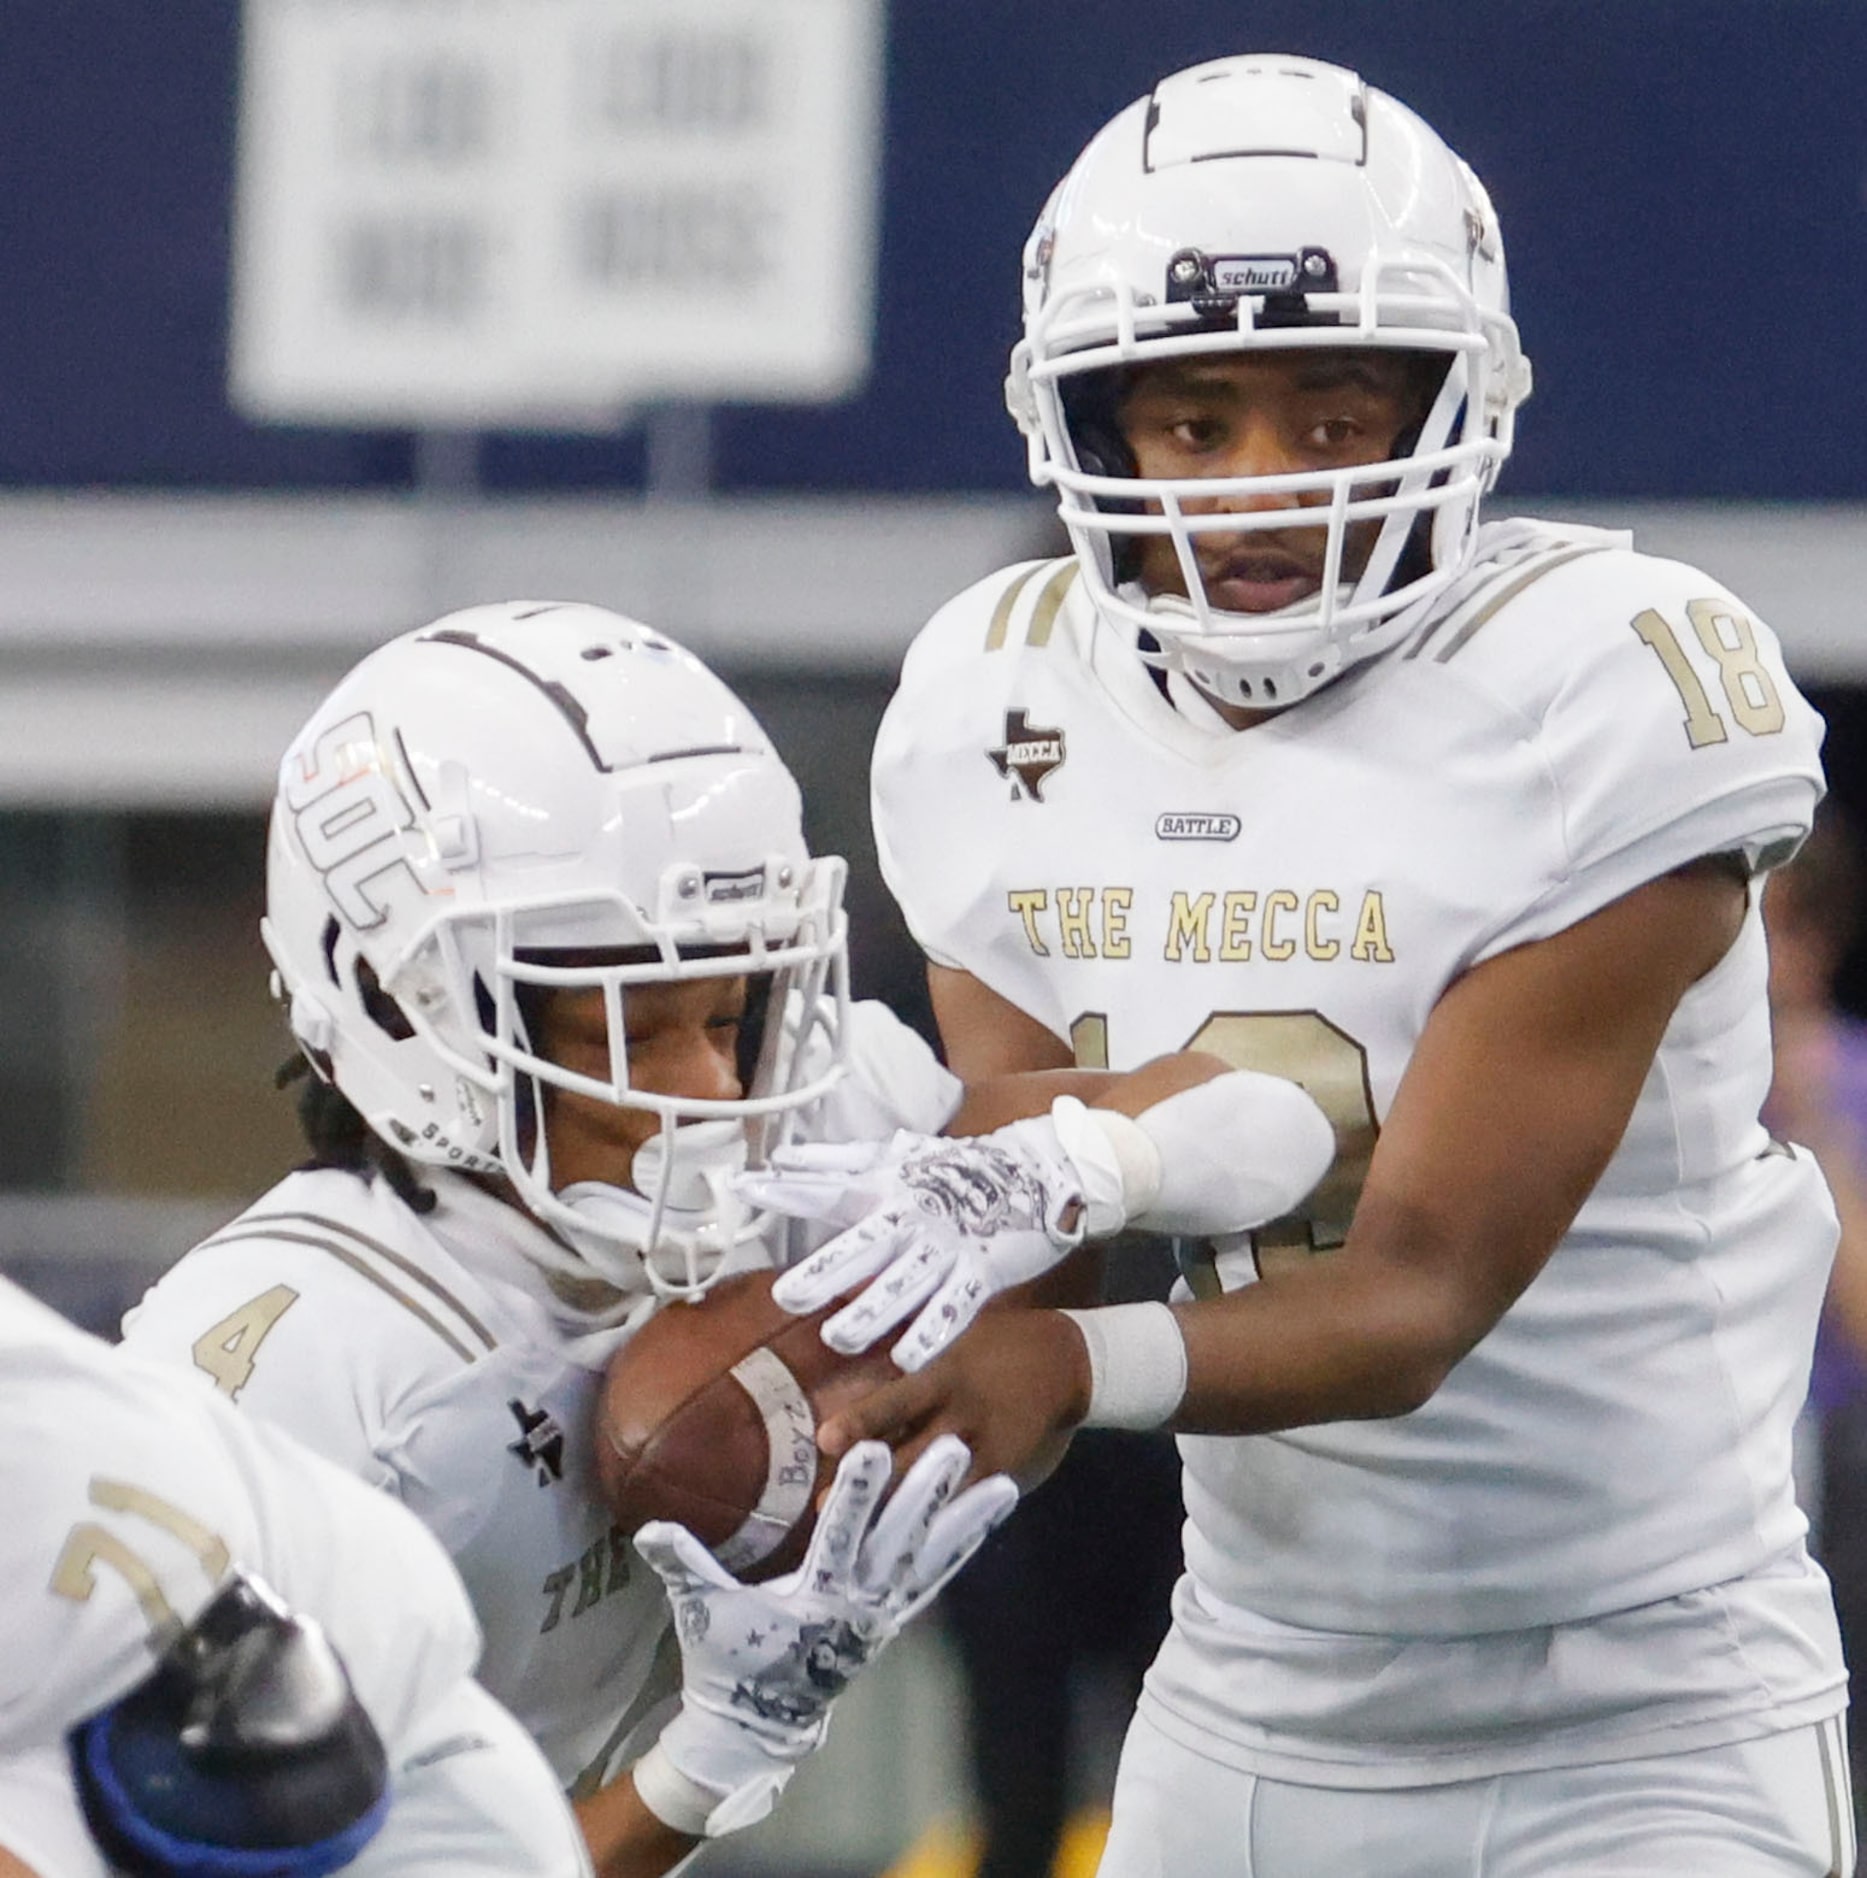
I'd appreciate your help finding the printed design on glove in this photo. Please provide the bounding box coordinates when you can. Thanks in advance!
[673,1597,711,1650]
[632,1439,1017,1838]
[730,1615,877,1727]
[746,1118,1095,1370]
[897,1140,1083,1241]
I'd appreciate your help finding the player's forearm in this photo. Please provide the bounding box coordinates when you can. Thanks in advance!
[1177,1176,1558,1433]
[573,1776,700,1878]
[1171,1248,1476,1433]
[818,1251,1475,1482]
[1073,1193,1513,1439]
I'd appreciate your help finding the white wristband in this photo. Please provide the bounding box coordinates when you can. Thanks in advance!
[1049,1095,1163,1237]
[631,1738,791,1840]
[631,1741,719,1839]
[1059,1301,1187,1430]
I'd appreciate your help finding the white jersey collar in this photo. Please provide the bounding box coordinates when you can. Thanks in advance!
[420,1169,654,1357]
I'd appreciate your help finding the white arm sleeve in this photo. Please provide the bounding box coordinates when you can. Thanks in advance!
[1060,1070,1336,1239]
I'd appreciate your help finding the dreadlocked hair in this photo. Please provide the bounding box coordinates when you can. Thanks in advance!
[276,1054,438,1217]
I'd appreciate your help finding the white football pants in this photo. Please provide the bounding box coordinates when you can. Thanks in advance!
[1098,1705,1855,1877]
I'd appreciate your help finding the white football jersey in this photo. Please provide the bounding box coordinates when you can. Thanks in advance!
[0,1275,477,1755]
[118,999,959,1797]
[0,1275,591,1877]
[119,1168,680,1796]
[873,521,1846,1779]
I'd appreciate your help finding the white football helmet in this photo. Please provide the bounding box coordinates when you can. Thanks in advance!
[1006,54,1534,708]
[263,602,849,1303]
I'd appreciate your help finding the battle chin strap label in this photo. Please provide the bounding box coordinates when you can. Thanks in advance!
[717,1349,817,1574]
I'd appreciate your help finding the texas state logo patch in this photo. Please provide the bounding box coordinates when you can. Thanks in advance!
[987,709,1066,802]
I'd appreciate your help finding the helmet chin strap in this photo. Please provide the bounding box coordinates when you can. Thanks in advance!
[553,1119,755,1301]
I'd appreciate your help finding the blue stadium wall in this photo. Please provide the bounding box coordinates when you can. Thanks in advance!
[0,0,1860,499]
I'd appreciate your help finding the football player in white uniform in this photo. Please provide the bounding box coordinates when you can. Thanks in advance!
[0,1272,591,1878]
[783,54,1856,1876]
[118,604,1332,1876]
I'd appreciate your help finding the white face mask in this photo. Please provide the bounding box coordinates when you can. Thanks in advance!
[554,1118,753,1300]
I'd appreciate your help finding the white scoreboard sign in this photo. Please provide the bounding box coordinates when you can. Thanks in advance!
[230,0,885,426]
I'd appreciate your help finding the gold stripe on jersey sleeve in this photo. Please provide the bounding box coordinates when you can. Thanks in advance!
[1411,545,1609,665]
[1024,561,1080,648]
[222,1209,500,1351]
[983,565,1044,652]
[202,1225,480,1364]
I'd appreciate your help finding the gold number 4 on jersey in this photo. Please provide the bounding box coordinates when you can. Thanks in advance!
[192,1284,300,1399]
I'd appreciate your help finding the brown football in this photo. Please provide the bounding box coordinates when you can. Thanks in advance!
[593,1269,900,1583]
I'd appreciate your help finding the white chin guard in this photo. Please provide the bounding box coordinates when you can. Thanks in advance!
[554,1119,753,1301]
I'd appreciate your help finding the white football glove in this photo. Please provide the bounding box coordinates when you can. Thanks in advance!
[744,1113,1106,1372]
[630,1436,1015,1838]
[751,1073,1338,1371]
